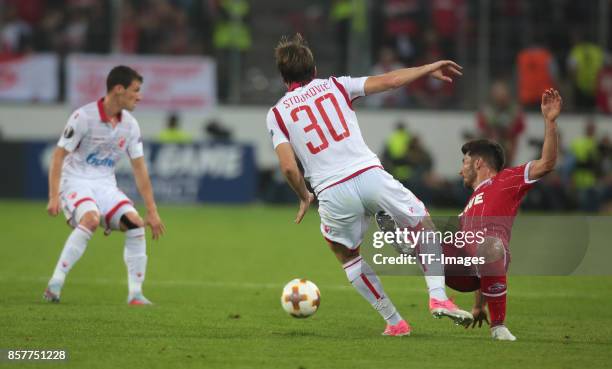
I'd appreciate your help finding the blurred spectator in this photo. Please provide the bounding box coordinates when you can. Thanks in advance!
[598,136,612,213]
[62,5,90,52]
[596,55,612,114]
[569,120,599,211]
[381,122,412,181]
[476,80,525,165]
[381,0,424,64]
[330,0,352,74]
[157,113,193,144]
[365,47,408,108]
[411,32,454,109]
[203,119,233,142]
[516,38,557,108]
[213,0,251,51]
[430,0,466,59]
[1,5,33,54]
[118,2,139,53]
[567,31,604,110]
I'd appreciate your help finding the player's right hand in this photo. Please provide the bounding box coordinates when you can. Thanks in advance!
[47,197,60,216]
[146,211,166,240]
[295,192,314,224]
[468,306,490,329]
[427,60,463,83]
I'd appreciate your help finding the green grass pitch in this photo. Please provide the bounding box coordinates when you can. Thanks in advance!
[1,201,611,368]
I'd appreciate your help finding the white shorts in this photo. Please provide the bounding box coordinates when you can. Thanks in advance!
[60,178,137,230]
[317,167,427,249]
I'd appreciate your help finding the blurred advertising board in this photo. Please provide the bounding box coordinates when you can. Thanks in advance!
[66,54,217,113]
[0,53,59,102]
[3,141,255,203]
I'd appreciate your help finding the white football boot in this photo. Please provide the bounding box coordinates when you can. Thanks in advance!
[491,325,517,341]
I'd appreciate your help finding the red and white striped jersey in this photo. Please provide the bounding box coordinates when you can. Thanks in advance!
[266,76,381,194]
[57,98,144,183]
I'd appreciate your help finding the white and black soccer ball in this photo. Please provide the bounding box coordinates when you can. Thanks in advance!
[280,279,320,318]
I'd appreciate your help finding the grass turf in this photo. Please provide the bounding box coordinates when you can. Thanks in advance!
[0,201,611,369]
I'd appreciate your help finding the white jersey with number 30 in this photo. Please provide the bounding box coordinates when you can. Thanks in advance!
[266,76,381,194]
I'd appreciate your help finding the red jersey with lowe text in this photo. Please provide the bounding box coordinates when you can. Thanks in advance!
[459,162,538,247]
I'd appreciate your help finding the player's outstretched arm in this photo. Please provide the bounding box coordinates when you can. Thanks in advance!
[131,157,165,240]
[363,60,462,95]
[47,147,68,216]
[274,143,314,224]
[528,88,562,181]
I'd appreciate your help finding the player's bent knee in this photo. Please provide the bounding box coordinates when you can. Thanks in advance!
[79,211,100,232]
[327,241,360,264]
[120,213,144,230]
[446,275,481,292]
[478,237,505,263]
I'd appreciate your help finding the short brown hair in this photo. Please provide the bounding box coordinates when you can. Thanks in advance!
[106,65,143,92]
[461,139,505,172]
[274,34,315,84]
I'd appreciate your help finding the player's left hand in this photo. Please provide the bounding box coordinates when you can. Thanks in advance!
[295,192,314,224]
[427,60,463,83]
[146,211,166,240]
[468,306,490,329]
[541,88,562,122]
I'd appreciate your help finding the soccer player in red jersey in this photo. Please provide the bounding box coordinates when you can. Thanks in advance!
[446,89,562,340]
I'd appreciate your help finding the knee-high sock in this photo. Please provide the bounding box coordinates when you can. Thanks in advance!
[481,275,507,327]
[343,256,402,325]
[415,230,448,301]
[50,225,92,286]
[124,228,147,296]
[478,252,508,327]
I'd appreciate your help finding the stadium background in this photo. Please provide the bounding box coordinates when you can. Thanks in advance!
[1,1,611,369]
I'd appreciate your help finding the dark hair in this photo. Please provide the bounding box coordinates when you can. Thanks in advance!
[461,139,505,172]
[274,34,315,84]
[106,65,143,92]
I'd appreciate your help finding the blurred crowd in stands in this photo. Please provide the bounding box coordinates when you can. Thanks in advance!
[2,0,612,211]
[2,0,612,113]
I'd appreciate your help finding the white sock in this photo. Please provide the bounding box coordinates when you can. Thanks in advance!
[416,234,449,301]
[343,256,402,325]
[124,228,147,296]
[50,225,92,286]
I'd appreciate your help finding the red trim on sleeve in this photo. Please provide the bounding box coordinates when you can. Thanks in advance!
[331,77,353,110]
[272,107,290,140]
[105,200,133,226]
[360,273,381,299]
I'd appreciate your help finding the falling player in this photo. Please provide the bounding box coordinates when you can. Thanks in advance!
[266,34,472,336]
[446,89,562,340]
[44,65,165,305]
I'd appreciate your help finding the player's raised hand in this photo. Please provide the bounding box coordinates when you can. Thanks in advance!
[427,60,463,83]
[295,192,315,224]
[47,197,60,216]
[541,88,562,122]
[468,306,490,329]
[146,211,166,240]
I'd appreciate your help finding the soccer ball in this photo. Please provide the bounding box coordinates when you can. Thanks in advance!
[280,279,320,318]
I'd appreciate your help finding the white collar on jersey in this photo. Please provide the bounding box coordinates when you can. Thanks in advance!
[473,177,492,192]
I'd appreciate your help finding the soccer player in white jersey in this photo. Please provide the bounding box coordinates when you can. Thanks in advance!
[44,65,165,305]
[266,34,473,336]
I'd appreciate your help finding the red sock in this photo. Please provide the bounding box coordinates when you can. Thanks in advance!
[480,275,507,327]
